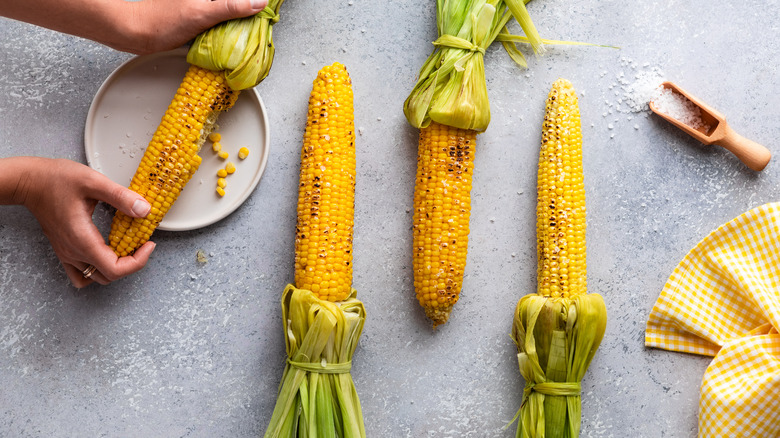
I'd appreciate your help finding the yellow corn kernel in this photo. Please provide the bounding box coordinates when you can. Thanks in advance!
[108,65,239,257]
[412,121,476,327]
[212,141,222,152]
[216,186,226,197]
[537,78,586,299]
[208,132,221,142]
[238,146,249,159]
[294,63,356,302]
[217,168,228,178]
[217,177,227,188]
[225,162,236,174]
[218,150,229,159]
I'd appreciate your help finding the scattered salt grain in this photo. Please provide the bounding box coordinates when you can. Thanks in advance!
[650,86,711,132]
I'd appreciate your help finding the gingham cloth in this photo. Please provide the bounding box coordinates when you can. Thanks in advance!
[645,202,780,438]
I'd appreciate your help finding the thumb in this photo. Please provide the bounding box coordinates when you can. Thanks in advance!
[211,0,269,21]
[89,173,151,219]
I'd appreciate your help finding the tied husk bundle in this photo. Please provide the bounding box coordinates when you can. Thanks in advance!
[264,285,366,438]
[403,0,544,132]
[187,0,285,90]
[511,294,606,438]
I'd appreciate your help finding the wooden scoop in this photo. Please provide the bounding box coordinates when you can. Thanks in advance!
[649,81,771,171]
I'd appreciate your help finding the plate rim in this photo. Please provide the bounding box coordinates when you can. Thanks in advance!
[84,47,270,232]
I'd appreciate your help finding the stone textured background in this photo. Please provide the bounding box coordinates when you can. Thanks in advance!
[1,0,778,436]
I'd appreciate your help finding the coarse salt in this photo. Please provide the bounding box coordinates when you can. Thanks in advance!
[651,86,711,132]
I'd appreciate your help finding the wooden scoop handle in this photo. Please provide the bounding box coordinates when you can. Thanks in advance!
[717,124,771,171]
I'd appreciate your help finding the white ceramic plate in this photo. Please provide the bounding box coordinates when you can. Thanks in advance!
[85,48,270,231]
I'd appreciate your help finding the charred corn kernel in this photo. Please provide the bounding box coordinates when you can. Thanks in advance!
[225,162,236,174]
[217,177,227,188]
[217,168,228,178]
[216,186,226,197]
[294,63,356,302]
[238,146,250,159]
[208,132,221,142]
[108,65,239,257]
[412,121,476,327]
[218,150,229,159]
[212,141,222,152]
[537,78,586,299]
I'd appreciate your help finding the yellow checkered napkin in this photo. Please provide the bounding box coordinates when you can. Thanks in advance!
[645,202,780,438]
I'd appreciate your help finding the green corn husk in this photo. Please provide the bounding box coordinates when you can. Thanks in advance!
[264,285,366,438]
[511,294,607,438]
[403,0,543,132]
[187,0,285,90]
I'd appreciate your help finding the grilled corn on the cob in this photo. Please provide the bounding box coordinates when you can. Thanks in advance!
[294,62,356,302]
[264,62,365,438]
[108,65,238,256]
[413,122,476,326]
[511,79,606,438]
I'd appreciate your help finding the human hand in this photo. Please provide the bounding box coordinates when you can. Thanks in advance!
[0,0,269,55]
[16,158,155,287]
[122,0,270,54]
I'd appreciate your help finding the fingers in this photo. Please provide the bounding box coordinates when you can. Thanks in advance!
[209,0,268,22]
[86,171,151,218]
[64,263,94,288]
[65,242,156,288]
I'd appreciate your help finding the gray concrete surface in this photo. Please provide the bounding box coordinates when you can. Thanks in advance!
[1,0,778,436]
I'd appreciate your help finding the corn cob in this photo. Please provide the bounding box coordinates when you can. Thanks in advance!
[108,65,238,257]
[511,79,606,438]
[412,122,476,327]
[264,62,365,438]
[536,78,586,299]
[294,62,356,302]
[404,0,547,327]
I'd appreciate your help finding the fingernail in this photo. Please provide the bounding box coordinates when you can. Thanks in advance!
[132,199,151,217]
[250,0,266,9]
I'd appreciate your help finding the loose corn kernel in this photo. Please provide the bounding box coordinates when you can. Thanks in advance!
[216,186,226,197]
[212,141,222,152]
[217,178,227,188]
[217,168,228,178]
[412,121,476,327]
[238,146,250,160]
[225,162,236,174]
[108,65,239,257]
[218,150,229,159]
[537,78,586,299]
[208,132,221,142]
[294,63,356,302]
